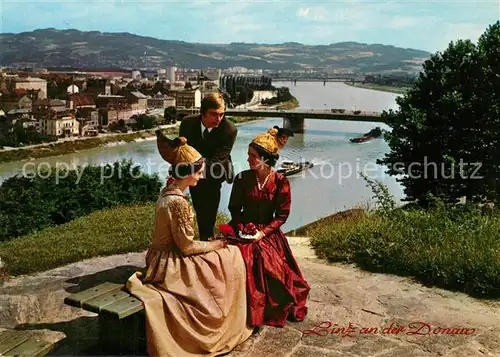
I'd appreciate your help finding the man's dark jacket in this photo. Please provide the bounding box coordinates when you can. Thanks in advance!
[179,114,238,183]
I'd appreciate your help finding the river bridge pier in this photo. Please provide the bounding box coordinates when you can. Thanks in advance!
[225,109,386,133]
[176,108,385,134]
[271,77,361,86]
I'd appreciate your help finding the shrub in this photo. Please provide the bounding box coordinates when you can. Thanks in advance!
[310,176,500,298]
[0,159,163,242]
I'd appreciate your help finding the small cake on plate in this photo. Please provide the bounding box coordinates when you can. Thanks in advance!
[238,232,258,240]
[239,222,258,240]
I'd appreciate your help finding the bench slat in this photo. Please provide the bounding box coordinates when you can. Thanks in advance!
[0,329,29,354]
[64,282,123,308]
[2,338,54,357]
[82,289,131,313]
[101,296,144,319]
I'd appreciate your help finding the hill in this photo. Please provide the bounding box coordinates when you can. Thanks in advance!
[0,28,430,73]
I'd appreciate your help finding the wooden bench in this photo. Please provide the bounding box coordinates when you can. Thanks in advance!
[64,282,146,355]
[0,329,57,357]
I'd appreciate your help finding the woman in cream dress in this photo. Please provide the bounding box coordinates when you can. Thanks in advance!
[126,130,253,357]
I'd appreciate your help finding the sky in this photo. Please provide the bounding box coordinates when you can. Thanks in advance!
[1,0,499,53]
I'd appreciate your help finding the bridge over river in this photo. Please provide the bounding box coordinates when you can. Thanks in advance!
[269,77,363,85]
[224,108,386,133]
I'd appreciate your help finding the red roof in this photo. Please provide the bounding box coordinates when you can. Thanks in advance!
[0,90,33,102]
[69,94,95,107]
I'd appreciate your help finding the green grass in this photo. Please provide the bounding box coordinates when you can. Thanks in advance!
[344,82,410,94]
[0,203,230,277]
[308,204,500,298]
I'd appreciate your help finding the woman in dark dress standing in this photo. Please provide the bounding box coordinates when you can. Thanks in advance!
[225,127,310,328]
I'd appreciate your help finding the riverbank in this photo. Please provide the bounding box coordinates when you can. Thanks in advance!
[235,90,276,109]
[0,115,268,164]
[344,81,410,94]
[250,97,299,111]
[0,127,177,164]
[237,92,299,111]
[276,97,299,109]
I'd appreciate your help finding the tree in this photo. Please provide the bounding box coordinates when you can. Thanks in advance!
[153,81,167,93]
[163,106,177,123]
[135,114,156,130]
[473,22,500,203]
[377,21,500,206]
[218,89,234,108]
[235,87,254,105]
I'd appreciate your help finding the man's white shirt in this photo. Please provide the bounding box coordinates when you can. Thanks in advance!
[201,121,213,137]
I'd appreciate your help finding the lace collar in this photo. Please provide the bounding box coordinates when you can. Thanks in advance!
[161,185,187,198]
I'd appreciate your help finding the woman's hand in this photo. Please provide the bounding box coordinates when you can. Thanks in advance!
[213,239,228,250]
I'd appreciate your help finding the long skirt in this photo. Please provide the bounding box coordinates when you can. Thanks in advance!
[126,245,253,356]
[232,229,310,327]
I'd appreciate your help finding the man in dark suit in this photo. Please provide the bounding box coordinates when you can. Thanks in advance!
[179,92,238,241]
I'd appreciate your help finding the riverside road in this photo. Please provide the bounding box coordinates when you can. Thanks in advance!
[225,108,384,122]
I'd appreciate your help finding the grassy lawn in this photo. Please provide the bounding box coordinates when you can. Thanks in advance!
[344,82,410,94]
[0,203,229,277]
[307,204,500,298]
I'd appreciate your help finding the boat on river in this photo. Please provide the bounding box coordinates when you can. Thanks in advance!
[349,127,383,143]
[276,160,314,176]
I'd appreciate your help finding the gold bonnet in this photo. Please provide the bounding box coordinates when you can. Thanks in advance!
[251,127,280,155]
[156,129,202,165]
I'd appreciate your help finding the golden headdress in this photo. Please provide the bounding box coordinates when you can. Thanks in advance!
[156,129,202,165]
[251,127,281,155]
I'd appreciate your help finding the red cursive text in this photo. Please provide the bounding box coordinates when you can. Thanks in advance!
[302,321,358,337]
[302,321,476,337]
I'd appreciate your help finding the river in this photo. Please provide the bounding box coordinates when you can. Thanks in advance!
[0,82,405,233]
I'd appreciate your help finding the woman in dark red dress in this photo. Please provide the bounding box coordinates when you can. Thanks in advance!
[225,127,310,328]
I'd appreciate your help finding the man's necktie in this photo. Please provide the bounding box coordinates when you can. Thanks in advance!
[203,128,209,141]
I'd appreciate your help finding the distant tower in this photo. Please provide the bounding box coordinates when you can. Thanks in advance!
[167,66,177,82]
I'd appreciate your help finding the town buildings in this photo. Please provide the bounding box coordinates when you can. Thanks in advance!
[0,67,230,141]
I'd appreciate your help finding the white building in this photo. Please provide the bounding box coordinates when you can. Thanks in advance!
[176,89,201,108]
[67,84,79,94]
[40,115,80,137]
[131,70,141,80]
[13,77,47,99]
